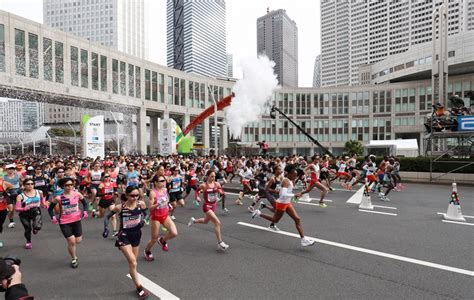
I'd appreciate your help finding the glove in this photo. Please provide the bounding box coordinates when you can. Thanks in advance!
[51,216,58,224]
[82,211,89,219]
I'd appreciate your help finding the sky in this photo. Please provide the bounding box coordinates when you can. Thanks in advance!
[0,0,320,87]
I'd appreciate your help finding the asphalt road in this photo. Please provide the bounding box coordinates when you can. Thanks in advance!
[0,182,473,299]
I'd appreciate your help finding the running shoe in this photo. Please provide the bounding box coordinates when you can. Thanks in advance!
[381,196,390,202]
[269,224,280,231]
[218,241,229,250]
[329,187,335,191]
[113,230,119,237]
[251,209,261,219]
[24,242,32,249]
[8,222,15,229]
[193,199,200,207]
[88,202,94,212]
[258,202,267,210]
[0,241,3,248]
[187,217,196,227]
[247,206,255,213]
[136,286,150,299]
[32,228,38,235]
[92,209,98,218]
[170,215,176,221]
[222,207,229,213]
[102,225,109,238]
[235,199,243,206]
[319,202,327,208]
[158,237,169,251]
[144,250,154,261]
[301,237,316,247]
[378,192,384,198]
[71,257,78,268]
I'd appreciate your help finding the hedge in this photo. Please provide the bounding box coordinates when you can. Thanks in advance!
[366,157,474,174]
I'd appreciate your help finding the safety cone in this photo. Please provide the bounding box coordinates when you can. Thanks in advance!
[442,182,466,222]
[359,185,374,210]
[299,193,312,202]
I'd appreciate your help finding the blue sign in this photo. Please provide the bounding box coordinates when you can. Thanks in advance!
[458,116,474,131]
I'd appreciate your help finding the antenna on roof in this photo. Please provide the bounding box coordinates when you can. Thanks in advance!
[267,7,270,13]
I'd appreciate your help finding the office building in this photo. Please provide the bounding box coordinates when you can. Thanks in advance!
[257,9,298,87]
[0,99,43,139]
[313,54,321,88]
[167,0,227,78]
[44,0,147,59]
[321,0,473,87]
[227,53,233,78]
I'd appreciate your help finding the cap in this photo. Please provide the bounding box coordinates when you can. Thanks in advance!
[27,166,34,171]
[5,164,15,169]
[0,258,15,280]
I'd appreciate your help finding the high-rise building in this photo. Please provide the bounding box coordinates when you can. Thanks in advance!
[257,9,298,87]
[43,0,147,59]
[167,0,227,78]
[321,0,473,87]
[313,54,321,88]
[0,99,43,139]
[227,53,233,78]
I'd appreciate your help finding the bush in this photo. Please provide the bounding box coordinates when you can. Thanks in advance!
[359,156,474,173]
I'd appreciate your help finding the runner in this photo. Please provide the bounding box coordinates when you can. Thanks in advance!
[94,173,118,238]
[187,170,229,250]
[87,163,103,212]
[48,177,88,268]
[15,178,43,249]
[32,165,50,208]
[144,175,178,261]
[0,178,13,248]
[251,164,316,247]
[167,166,184,220]
[301,155,329,208]
[215,163,229,213]
[111,186,150,299]
[3,164,23,229]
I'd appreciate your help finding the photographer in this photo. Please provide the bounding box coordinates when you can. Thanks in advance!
[0,257,33,300]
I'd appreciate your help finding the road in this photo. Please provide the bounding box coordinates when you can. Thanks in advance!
[1,182,473,299]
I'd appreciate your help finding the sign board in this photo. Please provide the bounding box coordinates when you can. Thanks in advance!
[159,118,177,155]
[81,115,105,159]
[458,116,474,131]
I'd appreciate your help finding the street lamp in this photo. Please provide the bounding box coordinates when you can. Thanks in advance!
[17,137,24,155]
[7,143,11,156]
[110,111,120,156]
[45,131,52,156]
[67,122,77,156]
[208,84,218,157]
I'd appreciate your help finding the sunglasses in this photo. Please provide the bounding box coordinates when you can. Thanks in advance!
[57,171,64,173]
[129,194,140,198]
[64,183,74,187]
[24,183,34,186]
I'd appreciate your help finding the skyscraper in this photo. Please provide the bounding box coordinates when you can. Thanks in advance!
[227,53,233,78]
[0,99,43,139]
[43,0,147,59]
[257,9,298,87]
[167,0,227,78]
[320,0,473,87]
[313,54,321,88]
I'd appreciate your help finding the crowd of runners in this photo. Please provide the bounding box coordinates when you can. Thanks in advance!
[0,153,404,298]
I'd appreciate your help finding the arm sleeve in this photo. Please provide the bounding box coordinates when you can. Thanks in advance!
[48,201,57,218]
[280,187,294,198]
[5,283,31,300]
[80,197,88,210]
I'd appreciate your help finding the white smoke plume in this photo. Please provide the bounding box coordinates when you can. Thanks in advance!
[226,55,279,138]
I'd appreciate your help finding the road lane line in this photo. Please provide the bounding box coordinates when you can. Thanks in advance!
[437,212,474,219]
[237,222,474,277]
[346,186,364,204]
[441,220,474,226]
[298,200,333,207]
[126,273,179,300]
[225,191,334,203]
[358,209,398,216]
[373,205,397,210]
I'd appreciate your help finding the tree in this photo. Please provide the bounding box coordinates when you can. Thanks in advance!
[344,140,364,156]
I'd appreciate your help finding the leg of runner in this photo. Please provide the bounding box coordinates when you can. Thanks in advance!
[0,209,6,247]
[66,235,82,268]
[160,217,177,249]
[144,220,159,260]
[314,181,329,208]
[121,244,149,299]
[19,213,33,249]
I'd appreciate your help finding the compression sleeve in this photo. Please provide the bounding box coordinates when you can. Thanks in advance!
[80,197,88,211]
[48,202,57,218]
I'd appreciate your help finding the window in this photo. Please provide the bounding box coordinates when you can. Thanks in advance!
[159,73,165,103]
[91,52,99,90]
[145,69,150,100]
[0,24,5,72]
[28,33,39,78]
[152,71,158,101]
[181,79,185,106]
[112,59,118,94]
[43,38,53,81]
[100,55,107,92]
[80,49,88,88]
[448,50,455,58]
[135,66,141,98]
[120,61,126,95]
[128,64,134,97]
[15,29,26,76]
[168,76,173,104]
[71,46,79,86]
[55,41,64,83]
[174,77,180,105]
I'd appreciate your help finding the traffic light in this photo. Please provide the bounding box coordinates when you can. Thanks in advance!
[270,106,276,119]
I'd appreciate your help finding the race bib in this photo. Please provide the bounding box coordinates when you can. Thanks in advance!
[123,215,141,229]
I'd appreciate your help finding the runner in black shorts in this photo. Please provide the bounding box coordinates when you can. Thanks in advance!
[111,186,149,299]
[168,166,184,220]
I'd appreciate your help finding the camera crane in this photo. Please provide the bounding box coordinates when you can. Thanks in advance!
[270,105,334,158]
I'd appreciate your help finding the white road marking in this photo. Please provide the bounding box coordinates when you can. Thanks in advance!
[225,191,334,203]
[373,205,398,210]
[437,212,474,219]
[346,186,365,204]
[441,220,474,226]
[331,188,357,192]
[358,209,398,216]
[126,273,180,300]
[298,200,333,207]
[237,222,474,277]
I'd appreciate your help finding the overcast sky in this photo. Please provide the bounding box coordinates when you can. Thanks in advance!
[0,0,320,87]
